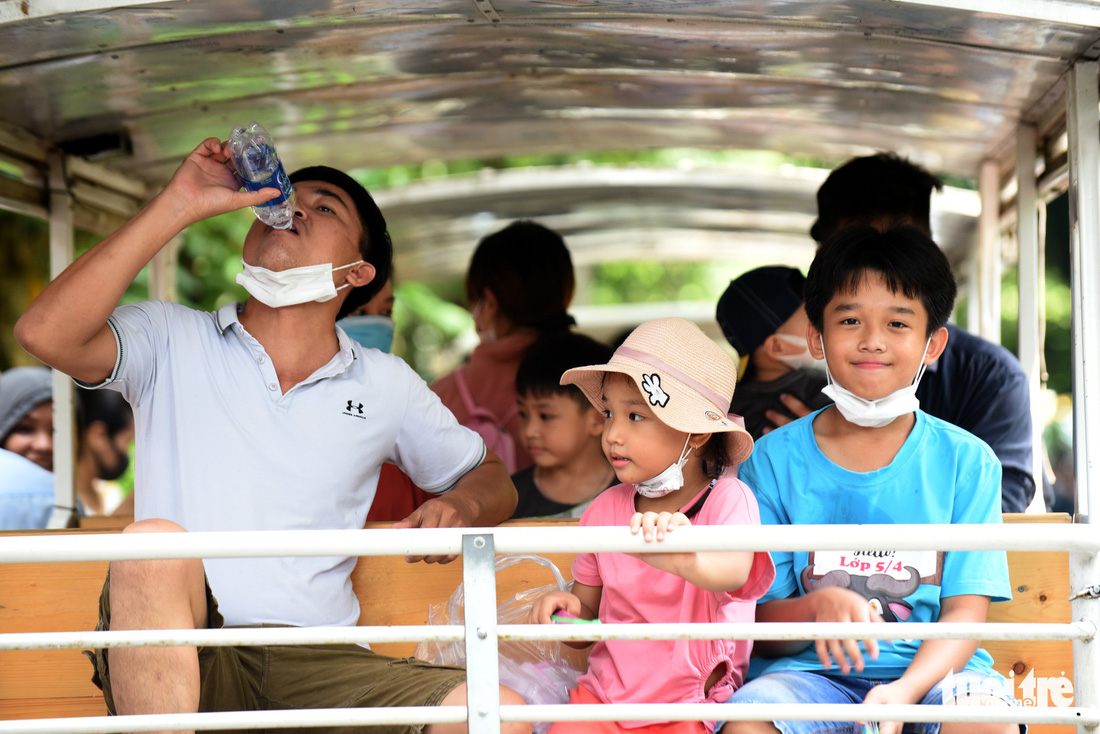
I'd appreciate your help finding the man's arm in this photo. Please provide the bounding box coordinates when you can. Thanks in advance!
[14,138,277,384]
[393,450,518,564]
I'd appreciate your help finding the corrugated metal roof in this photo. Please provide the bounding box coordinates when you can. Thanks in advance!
[1,0,1096,276]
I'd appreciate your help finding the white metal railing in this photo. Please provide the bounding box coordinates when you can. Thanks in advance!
[0,523,1096,733]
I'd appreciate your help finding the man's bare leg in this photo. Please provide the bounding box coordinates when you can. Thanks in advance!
[426,683,531,734]
[109,518,208,734]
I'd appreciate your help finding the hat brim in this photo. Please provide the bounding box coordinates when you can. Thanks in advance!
[562,356,754,468]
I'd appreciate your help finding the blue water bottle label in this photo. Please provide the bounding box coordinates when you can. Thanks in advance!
[238,165,291,207]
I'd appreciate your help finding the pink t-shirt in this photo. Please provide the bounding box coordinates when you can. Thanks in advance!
[431,331,539,472]
[571,477,775,731]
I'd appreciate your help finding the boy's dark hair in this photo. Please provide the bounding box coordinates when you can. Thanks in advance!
[804,226,957,337]
[516,332,613,409]
[289,166,393,320]
[466,221,576,334]
[810,153,944,245]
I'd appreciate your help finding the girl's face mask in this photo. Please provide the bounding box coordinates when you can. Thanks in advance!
[634,435,693,498]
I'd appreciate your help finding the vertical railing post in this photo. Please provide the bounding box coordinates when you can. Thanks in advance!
[46,151,76,529]
[1067,58,1100,734]
[462,533,501,733]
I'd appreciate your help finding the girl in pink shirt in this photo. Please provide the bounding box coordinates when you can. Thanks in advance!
[530,318,776,734]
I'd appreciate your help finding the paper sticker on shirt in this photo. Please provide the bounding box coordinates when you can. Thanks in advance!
[801,550,944,623]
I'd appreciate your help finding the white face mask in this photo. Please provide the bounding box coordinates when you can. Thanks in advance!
[819,336,930,428]
[237,259,363,309]
[471,298,497,344]
[773,333,825,372]
[634,435,693,498]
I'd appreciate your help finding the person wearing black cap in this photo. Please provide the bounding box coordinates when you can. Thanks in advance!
[15,137,526,733]
[715,266,831,439]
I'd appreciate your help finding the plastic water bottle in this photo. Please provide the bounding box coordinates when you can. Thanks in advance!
[227,122,296,229]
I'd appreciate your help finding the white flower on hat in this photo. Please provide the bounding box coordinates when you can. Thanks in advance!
[641,373,669,407]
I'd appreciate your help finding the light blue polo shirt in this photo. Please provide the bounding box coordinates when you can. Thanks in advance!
[94,300,485,628]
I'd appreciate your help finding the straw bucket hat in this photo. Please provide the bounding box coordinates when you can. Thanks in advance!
[561,318,754,468]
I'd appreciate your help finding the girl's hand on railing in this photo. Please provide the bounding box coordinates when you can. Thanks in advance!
[630,511,690,542]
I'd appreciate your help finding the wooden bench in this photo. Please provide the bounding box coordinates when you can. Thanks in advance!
[0,515,1074,733]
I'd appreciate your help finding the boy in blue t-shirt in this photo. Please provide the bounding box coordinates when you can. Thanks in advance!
[722,226,1015,734]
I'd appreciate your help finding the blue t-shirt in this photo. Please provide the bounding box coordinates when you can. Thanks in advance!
[741,408,1012,679]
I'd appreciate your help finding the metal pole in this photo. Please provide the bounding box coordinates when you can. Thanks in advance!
[1016,123,1045,508]
[46,151,76,529]
[149,235,183,303]
[978,158,1003,343]
[461,533,501,734]
[1067,58,1100,734]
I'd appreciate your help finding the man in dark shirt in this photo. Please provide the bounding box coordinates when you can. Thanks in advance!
[765,153,1039,513]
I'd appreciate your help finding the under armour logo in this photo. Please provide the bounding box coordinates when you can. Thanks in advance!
[641,373,669,407]
[345,400,364,414]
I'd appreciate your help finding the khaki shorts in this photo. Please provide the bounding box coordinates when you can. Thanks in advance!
[86,568,466,734]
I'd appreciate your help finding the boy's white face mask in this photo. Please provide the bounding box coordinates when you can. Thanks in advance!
[634,435,693,498]
[819,336,930,428]
[773,333,825,372]
[237,259,363,309]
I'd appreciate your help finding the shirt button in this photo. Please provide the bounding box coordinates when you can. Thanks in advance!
[257,356,265,364]
[268,383,278,391]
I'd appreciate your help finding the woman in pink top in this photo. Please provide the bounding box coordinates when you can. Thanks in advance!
[530,318,776,734]
[432,221,576,473]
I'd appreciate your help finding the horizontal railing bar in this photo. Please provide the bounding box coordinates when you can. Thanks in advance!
[1,523,1095,563]
[1,621,1090,651]
[0,703,1094,733]
[510,703,1099,725]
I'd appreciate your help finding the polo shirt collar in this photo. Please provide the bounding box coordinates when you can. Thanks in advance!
[215,301,245,334]
[215,302,356,377]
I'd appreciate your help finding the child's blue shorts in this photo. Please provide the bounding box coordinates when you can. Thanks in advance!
[718,669,1023,734]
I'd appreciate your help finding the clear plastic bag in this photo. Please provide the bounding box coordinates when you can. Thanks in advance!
[414,554,589,733]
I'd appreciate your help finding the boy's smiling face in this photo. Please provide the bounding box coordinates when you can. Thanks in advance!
[807,270,948,402]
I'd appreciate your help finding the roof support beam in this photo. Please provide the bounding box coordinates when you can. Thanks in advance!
[1016,123,1045,510]
[893,0,1100,27]
[1068,59,1100,526]
[977,159,1003,343]
[46,151,77,529]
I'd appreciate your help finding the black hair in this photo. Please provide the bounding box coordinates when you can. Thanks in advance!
[516,332,613,409]
[76,387,133,437]
[810,153,944,244]
[288,166,393,320]
[804,225,957,337]
[698,436,725,481]
[465,221,576,333]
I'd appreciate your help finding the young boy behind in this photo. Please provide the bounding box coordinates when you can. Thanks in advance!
[510,332,617,519]
[722,226,1015,734]
[715,266,831,439]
